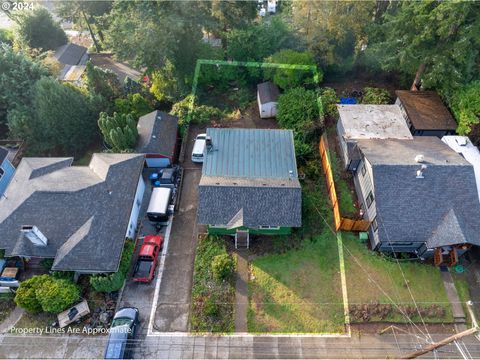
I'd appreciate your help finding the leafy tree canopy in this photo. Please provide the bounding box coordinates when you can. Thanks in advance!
[114,93,153,120]
[451,81,480,136]
[0,45,48,124]
[149,59,182,103]
[368,1,480,98]
[16,7,67,51]
[84,61,122,112]
[264,50,318,90]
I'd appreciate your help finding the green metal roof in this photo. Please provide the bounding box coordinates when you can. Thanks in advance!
[203,128,298,179]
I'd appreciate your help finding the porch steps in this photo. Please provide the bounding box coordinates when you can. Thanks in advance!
[235,231,249,249]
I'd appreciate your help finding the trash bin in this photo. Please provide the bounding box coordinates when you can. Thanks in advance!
[359,232,368,243]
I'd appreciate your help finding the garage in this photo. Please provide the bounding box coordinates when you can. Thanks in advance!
[136,110,179,168]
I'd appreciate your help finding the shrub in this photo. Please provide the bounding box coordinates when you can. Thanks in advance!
[36,279,80,313]
[360,87,391,105]
[211,254,235,282]
[114,93,153,119]
[90,239,135,293]
[264,50,319,90]
[98,112,138,151]
[40,258,54,271]
[15,275,79,313]
[450,81,480,136]
[14,275,50,313]
[319,87,339,118]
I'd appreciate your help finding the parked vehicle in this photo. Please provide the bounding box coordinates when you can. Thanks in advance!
[132,235,164,283]
[146,187,172,224]
[104,307,139,359]
[57,299,90,328]
[191,133,207,163]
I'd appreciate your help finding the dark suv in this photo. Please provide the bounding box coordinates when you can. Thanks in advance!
[104,307,139,359]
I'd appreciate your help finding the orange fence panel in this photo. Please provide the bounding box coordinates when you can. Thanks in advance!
[318,135,371,233]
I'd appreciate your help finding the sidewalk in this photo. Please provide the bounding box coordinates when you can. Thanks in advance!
[0,307,23,334]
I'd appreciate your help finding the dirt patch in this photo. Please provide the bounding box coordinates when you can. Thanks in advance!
[248,235,302,257]
[209,102,279,130]
[351,321,455,335]
[349,302,446,323]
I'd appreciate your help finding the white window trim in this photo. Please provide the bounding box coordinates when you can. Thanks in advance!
[258,225,280,230]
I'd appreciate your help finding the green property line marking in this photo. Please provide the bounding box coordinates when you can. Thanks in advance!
[336,232,351,334]
[187,58,324,127]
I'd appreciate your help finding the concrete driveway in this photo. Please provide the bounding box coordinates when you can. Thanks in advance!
[152,126,204,332]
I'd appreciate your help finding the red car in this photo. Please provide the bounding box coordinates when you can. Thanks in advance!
[132,235,164,283]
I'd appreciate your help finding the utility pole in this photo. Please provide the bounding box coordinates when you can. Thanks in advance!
[400,327,478,359]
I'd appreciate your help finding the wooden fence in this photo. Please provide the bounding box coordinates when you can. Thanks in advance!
[318,135,370,232]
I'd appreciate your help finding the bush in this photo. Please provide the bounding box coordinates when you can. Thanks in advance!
[211,254,235,282]
[319,87,339,118]
[114,93,153,119]
[15,275,79,313]
[90,240,134,293]
[36,279,80,313]
[98,112,138,151]
[14,275,50,313]
[40,258,54,271]
[360,87,391,104]
[264,50,319,90]
[450,81,480,136]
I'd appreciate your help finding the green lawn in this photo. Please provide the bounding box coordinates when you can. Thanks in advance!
[248,180,346,334]
[342,233,454,323]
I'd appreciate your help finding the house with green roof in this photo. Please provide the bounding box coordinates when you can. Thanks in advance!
[197,128,302,248]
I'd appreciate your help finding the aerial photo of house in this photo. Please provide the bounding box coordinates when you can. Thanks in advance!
[0,1,480,359]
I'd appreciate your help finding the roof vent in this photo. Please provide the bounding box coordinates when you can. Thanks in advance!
[414,154,424,163]
[456,137,468,146]
[21,225,48,247]
[416,164,427,179]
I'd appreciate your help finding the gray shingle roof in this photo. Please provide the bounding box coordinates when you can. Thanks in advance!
[54,43,88,66]
[359,137,480,249]
[198,128,301,228]
[136,111,178,157]
[0,154,144,272]
[257,82,280,104]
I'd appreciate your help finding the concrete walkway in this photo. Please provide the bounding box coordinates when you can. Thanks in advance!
[0,307,24,334]
[234,251,249,333]
[440,269,466,326]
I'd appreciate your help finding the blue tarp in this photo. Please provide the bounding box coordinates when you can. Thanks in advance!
[339,97,357,105]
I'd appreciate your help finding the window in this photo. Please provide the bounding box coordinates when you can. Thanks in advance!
[361,163,366,177]
[0,167,4,180]
[366,191,374,208]
[371,217,378,232]
[259,225,280,230]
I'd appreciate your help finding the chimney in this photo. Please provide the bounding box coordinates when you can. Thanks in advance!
[21,225,48,246]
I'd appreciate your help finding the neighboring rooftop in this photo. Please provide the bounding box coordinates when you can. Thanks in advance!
[358,136,480,249]
[357,137,469,166]
[136,111,178,156]
[61,65,86,82]
[337,104,413,140]
[257,81,280,104]
[0,140,24,166]
[54,43,88,66]
[395,90,457,131]
[203,128,298,179]
[0,153,144,272]
[90,53,142,83]
[442,135,480,203]
[198,128,301,228]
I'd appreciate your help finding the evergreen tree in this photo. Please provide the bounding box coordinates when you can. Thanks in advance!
[98,112,138,152]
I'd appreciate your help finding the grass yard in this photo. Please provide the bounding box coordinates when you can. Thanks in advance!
[248,178,346,334]
[190,235,236,333]
[343,233,454,323]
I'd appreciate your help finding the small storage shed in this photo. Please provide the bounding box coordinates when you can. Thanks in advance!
[395,90,457,137]
[257,81,280,119]
[136,111,179,168]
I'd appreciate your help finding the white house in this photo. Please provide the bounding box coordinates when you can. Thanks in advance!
[257,81,280,119]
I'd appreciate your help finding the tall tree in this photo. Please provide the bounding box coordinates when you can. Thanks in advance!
[9,78,98,156]
[16,7,67,51]
[0,45,48,124]
[368,1,480,97]
[291,1,375,67]
[98,112,138,152]
[54,1,113,52]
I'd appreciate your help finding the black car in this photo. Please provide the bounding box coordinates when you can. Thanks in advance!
[104,307,139,359]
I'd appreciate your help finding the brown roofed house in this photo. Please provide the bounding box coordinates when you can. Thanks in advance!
[395,90,457,137]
